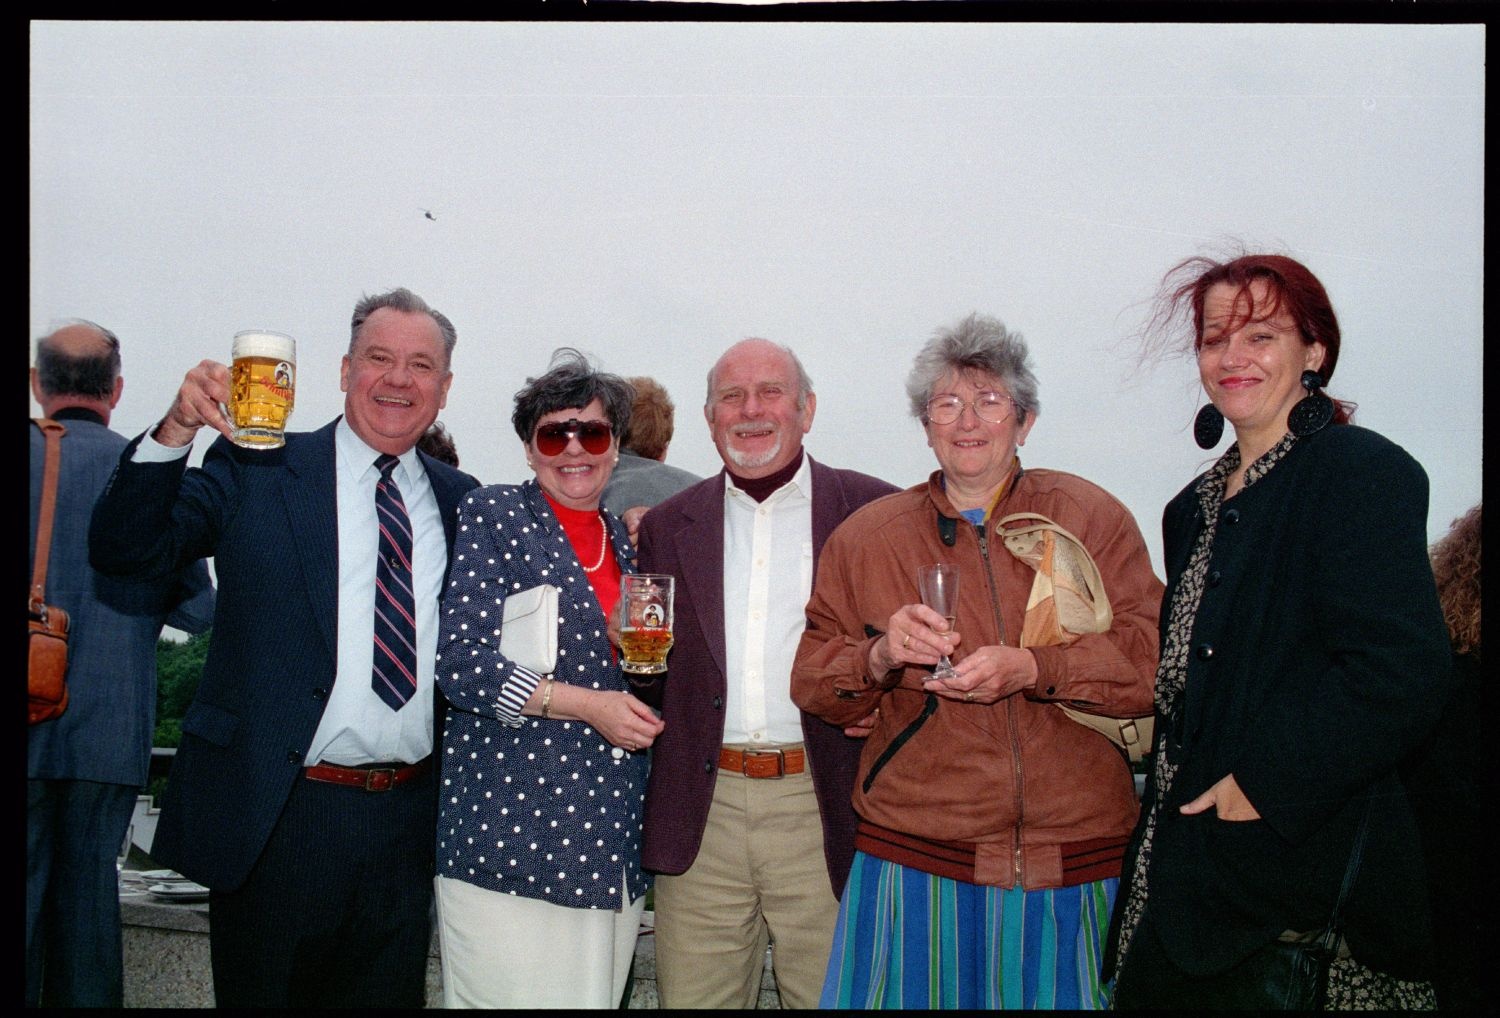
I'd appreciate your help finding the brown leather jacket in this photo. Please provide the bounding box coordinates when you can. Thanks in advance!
[791,466,1163,889]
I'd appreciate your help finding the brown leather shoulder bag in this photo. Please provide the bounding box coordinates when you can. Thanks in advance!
[29,418,70,725]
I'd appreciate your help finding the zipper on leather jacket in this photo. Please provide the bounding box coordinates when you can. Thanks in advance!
[978,522,1026,885]
[861,692,939,793]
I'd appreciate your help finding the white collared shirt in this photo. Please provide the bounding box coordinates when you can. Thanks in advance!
[312,419,444,765]
[134,420,444,765]
[721,456,814,745]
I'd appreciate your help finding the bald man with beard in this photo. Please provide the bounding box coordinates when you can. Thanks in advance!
[632,338,897,1008]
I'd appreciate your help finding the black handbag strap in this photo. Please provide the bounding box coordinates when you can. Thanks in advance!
[1319,805,1372,951]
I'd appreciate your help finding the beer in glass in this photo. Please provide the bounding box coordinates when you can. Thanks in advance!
[229,330,296,448]
[620,574,674,675]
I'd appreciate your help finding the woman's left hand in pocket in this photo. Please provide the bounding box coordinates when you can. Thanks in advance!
[1180,772,1261,821]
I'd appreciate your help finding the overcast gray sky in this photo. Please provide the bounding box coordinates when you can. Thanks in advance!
[30,20,1483,574]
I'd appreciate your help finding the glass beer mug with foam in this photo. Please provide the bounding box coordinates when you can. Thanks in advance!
[229,330,296,448]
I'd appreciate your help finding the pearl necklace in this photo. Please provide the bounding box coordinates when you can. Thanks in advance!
[581,514,610,574]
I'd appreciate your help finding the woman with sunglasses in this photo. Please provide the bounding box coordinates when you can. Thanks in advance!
[791,313,1164,1008]
[432,348,664,1008]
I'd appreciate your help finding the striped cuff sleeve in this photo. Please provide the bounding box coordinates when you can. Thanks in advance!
[493,664,544,727]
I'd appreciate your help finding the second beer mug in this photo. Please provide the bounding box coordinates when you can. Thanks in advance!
[229,330,296,449]
[620,574,674,675]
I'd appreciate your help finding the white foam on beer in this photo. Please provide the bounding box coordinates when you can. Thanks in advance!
[232,331,296,361]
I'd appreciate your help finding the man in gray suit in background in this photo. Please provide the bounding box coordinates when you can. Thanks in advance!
[602,375,702,515]
[28,320,215,1007]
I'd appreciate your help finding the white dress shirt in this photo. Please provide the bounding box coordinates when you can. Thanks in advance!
[720,457,814,745]
[314,420,444,764]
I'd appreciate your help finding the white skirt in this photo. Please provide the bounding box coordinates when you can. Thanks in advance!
[434,873,646,1008]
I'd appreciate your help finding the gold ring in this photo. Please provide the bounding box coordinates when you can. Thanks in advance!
[902,633,911,649]
[964,691,975,702]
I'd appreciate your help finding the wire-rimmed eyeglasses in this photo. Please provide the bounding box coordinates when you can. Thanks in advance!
[923,392,1017,426]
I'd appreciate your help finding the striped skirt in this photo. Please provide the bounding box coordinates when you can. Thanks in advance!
[819,850,1117,1009]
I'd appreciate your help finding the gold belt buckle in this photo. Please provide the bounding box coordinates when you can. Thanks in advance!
[364,767,399,791]
[743,748,785,778]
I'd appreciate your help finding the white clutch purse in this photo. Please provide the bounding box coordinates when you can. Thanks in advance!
[499,584,558,675]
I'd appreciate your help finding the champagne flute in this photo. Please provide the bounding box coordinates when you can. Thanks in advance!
[918,564,959,680]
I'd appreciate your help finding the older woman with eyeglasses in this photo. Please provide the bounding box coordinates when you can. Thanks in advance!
[791,313,1164,1009]
[432,348,664,1009]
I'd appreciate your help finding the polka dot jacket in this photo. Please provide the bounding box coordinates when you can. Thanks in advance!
[435,479,650,909]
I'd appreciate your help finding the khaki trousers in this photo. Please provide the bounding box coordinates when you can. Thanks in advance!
[653,763,840,1009]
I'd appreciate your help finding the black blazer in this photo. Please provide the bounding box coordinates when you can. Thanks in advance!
[90,419,478,891]
[1125,424,1451,979]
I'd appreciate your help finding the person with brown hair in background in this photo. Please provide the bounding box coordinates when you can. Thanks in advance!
[601,375,701,515]
[417,419,460,468]
[1402,503,1483,1011]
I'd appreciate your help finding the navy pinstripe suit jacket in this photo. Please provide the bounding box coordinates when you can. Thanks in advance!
[89,418,477,891]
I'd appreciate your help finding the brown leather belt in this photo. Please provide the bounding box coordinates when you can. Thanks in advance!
[718,745,805,779]
[304,756,432,792]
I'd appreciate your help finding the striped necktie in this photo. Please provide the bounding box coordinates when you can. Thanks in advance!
[372,453,417,710]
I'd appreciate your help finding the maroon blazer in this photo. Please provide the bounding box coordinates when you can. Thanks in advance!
[636,456,898,895]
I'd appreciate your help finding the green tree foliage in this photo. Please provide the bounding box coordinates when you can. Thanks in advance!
[150,630,210,803]
[154,630,211,749]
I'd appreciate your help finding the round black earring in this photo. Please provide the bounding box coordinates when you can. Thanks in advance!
[1193,403,1225,449]
[1287,369,1335,437]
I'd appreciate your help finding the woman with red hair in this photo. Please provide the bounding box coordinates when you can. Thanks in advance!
[1105,253,1452,1009]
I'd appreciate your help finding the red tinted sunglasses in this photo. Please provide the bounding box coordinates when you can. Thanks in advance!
[534,418,613,456]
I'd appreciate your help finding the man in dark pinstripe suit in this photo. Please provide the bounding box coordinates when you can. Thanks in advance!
[91,289,478,1007]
